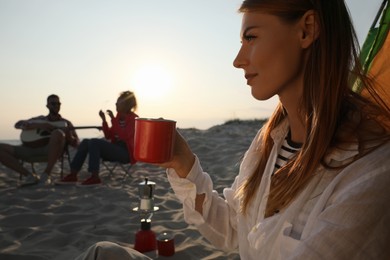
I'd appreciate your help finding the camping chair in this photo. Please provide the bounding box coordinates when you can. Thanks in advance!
[101,160,134,182]
[20,144,71,180]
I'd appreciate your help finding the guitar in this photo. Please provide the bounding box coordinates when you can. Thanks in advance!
[20,120,102,147]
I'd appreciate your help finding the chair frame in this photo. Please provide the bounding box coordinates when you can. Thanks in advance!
[101,160,134,182]
[20,145,71,179]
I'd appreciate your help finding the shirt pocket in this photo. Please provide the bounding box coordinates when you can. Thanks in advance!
[280,221,301,258]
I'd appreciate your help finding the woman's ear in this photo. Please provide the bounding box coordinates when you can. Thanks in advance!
[299,10,319,49]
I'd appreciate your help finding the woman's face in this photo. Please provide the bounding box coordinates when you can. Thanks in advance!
[233,12,306,104]
[116,97,129,114]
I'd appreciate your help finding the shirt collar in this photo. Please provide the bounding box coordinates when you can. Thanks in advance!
[270,119,290,144]
[269,119,359,165]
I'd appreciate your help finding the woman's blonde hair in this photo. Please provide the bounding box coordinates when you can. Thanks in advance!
[118,91,137,113]
[236,0,390,217]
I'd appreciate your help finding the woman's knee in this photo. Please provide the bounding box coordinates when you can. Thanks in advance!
[79,139,90,148]
[88,138,106,149]
[76,241,151,260]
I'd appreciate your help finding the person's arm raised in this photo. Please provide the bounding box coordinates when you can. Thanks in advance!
[99,110,106,123]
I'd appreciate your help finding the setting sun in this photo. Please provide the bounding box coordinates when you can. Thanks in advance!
[131,63,174,100]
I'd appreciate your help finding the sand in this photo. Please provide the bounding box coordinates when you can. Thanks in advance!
[0,119,264,260]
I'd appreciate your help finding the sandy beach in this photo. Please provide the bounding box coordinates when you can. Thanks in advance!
[0,119,264,260]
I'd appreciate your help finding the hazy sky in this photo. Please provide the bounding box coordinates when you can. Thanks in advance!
[0,0,384,139]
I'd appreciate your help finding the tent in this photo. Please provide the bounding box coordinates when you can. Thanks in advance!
[354,0,390,105]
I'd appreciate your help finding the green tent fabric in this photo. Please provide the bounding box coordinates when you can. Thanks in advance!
[353,0,390,100]
[360,0,390,72]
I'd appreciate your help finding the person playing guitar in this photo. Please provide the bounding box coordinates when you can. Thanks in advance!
[0,94,80,186]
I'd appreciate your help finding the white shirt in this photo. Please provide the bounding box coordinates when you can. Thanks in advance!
[167,120,390,259]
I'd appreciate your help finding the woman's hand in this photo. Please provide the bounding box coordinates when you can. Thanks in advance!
[106,110,114,120]
[99,110,106,122]
[159,130,195,178]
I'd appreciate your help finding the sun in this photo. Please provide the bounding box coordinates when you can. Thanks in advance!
[131,63,174,100]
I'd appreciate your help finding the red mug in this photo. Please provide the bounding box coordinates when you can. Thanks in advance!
[134,118,176,163]
[157,232,175,256]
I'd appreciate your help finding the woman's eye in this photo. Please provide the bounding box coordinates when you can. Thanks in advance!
[243,35,256,42]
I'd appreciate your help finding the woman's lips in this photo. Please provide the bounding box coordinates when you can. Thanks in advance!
[245,73,257,84]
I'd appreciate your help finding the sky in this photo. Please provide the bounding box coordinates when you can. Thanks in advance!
[0,0,384,140]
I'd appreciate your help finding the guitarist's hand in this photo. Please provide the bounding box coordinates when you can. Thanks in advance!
[67,135,79,147]
[64,127,79,147]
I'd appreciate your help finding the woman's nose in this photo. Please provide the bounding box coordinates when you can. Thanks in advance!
[233,47,247,69]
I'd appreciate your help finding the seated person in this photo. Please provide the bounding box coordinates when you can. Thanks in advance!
[0,94,79,186]
[59,91,138,185]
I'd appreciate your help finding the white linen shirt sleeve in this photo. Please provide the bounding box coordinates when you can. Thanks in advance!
[167,155,240,250]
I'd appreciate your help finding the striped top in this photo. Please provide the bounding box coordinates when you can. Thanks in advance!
[273,131,302,175]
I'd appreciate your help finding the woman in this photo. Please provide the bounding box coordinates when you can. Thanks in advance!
[77,0,390,259]
[164,0,390,259]
[59,91,138,185]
